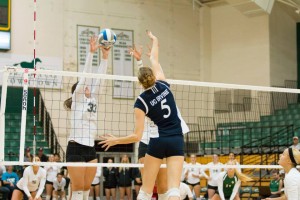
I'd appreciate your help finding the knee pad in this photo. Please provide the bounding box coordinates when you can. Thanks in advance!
[46,195,51,200]
[158,193,168,200]
[167,188,180,198]
[71,191,83,200]
[137,189,153,200]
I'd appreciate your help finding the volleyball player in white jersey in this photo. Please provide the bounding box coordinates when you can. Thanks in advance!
[266,148,300,200]
[100,30,189,200]
[64,36,111,200]
[12,156,46,200]
[184,154,206,200]
[45,154,61,200]
[203,154,224,199]
[52,173,66,200]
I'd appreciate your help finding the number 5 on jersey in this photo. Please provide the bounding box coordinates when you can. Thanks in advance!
[161,99,171,118]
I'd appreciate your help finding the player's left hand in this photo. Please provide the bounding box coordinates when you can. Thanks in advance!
[128,45,142,61]
[98,134,118,151]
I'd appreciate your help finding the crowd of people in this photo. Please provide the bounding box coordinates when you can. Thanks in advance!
[0,141,300,200]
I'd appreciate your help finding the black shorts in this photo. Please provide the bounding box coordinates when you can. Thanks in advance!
[46,180,53,185]
[215,191,230,200]
[138,142,148,159]
[104,186,116,189]
[147,134,184,159]
[91,183,99,186]
[207,184,218,191]
[186,182,200,187]
[66,141,96,162]
[15,186,35,196]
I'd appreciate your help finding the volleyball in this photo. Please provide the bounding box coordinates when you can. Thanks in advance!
[98,28,117,48]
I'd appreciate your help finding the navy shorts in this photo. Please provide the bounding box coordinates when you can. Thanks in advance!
[147,134,184,159]
[66,141,96,162]
[138,141,148,159]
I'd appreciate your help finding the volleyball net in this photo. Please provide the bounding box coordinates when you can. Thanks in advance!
[0,66,300,170]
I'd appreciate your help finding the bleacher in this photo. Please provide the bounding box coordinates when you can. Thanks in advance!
[1,87,52,161]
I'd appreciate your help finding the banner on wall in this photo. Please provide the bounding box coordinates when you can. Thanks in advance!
[0,54,63,88]
[112,29,134,99]
[77,25,100,72]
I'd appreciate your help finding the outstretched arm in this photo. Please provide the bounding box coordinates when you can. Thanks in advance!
[99,108,145,151]
[147,30,165,81]
[73,36,100,99]
[92,46,110,95]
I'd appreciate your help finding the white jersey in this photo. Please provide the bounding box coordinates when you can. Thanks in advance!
[45,165,61,182]
[141,117,158,145]
[53,177,66,191]
[284,168,300,200]
[290,144,300,151]
[185,162,205,184]
[17,166,46,198]
[68,53,108,147]
[204,162,224,186]
[92,166,102,185]
[180,182,193,199]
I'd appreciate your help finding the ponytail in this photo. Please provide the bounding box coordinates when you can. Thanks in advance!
[235,169,252,182]
[64,82,79,110]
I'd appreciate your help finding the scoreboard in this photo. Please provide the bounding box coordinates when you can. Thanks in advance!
[0,0,11,50]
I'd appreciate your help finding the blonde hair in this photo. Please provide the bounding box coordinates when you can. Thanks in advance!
[228,160,252,182]
[138,67,156,89]
[119,154,129,172]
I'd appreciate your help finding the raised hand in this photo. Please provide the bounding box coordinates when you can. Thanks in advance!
[128,44,142,61]
[146,30,157,40]
[90,35,101,53]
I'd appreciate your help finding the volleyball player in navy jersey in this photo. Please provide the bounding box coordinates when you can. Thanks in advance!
[129,44,169,200]
[100,30,189,200]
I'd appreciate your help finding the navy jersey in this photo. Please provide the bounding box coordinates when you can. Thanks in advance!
[134,80,189,137]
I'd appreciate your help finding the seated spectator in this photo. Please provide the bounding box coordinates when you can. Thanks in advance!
[290,136,300,150]
[2,165,19,199]
[37,147,48,162]
[24,147,33,162]
[257,170,283,200]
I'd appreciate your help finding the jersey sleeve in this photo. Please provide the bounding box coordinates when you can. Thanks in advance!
[92,59,108,97]
[36,170,47,199]
[134,97,147,114]
[217,172,226,200]
[22,169,32,197]
[230,179,240,200]
[72,52,94,102]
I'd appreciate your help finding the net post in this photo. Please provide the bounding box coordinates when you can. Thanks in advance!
[0,68,9,161]
[19,69,29,162]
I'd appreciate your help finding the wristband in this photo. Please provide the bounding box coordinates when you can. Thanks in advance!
[137,60,143,68]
